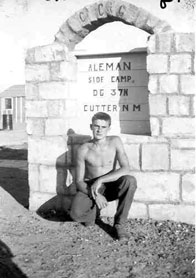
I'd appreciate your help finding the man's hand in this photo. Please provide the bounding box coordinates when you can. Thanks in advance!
[94,194,108,210]
[91,179,102,199]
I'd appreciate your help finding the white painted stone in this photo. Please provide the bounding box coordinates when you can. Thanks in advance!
[175,33,195,52]
[26,100,48,118]
[125,144,140,170]
[150,117,160,136]
[149,95,167,115]
[170,54,192,73]
[147,54,168,74]
[168,95,190,116]
[47,100,65,117]
[147,34,156,53]
[182,173,195,203]
[159,75,178,94]
[39,82,70,99]
[181,75,196,95]
[28,136,67,165]
[29,191,55,211]
[26,64,50,82]
[28,164,40,192]
[148,75,158,94]
[26,118,45,136]
[158,33,172,53]
[170,138,195,149]
[25,83,39,100]
[142,143,169,170]
[39,165,57,194]
[45,119,67,136]
[149,204,195,224]
[171,149,195,171]
[162,118,195,137]
[133,172,180,202]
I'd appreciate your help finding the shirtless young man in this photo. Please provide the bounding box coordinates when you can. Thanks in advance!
[70,112,137,240]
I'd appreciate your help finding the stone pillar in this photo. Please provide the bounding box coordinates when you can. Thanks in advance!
[25,43,78,210]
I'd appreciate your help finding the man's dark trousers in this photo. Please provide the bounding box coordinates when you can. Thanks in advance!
[70,175,137,225]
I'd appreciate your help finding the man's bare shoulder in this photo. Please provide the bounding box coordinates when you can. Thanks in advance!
[77,141,92,155]
[106,135,122,145]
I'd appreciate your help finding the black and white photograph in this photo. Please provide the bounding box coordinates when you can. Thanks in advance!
[0,0,195,277]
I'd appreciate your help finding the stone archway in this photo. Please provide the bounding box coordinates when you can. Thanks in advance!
[25,1,195,224]
[55,0,172,50]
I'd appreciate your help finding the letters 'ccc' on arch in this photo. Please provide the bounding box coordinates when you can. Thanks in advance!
[55,0,173,50]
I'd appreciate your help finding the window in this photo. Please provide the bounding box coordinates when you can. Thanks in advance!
[5,98,12,109]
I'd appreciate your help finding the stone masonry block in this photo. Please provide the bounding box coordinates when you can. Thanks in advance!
[142,143,169,170]
[26,100,48,118]
[26,118,45,136]
[157,33,173,53]
[175,33,195,52]
[168,95,190,116]
[182,173,195,203]
[45,119,67,136]
[28,136,67,165]
[192,96,195,116]
[145,15,162,34]
[60,22,83,49]
[67,12,90,38]
[149,204,195,224]
[162,118,195,137]
[101,201,148,219]
[26,43,69,64]
[180,75,196,95]
[38,82,69,100]
[39,165,57,194]
[147,54,168,74]
[29,192,55,211]
[128,202,148,219]
[170,138,195,149]
[50,61,77,81]
[64,99,77,118]
[150,117,160,136]
[134,8,149,30]
[159,75,178,94]
[147,35,156,54]
[25,83,39,100]
[152,20,173,34]
[26,64,50,82]
[47,100,65,118]
[124,144,140,170]
[170,54,192,73]
[115,1,139,25]
[149,95,167,115]
[148,75,158,94]
[133,172,180,202]
[28,164,40,192]
[171,149,195,171]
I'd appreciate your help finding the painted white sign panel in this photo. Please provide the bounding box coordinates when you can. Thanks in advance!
[76,51,150,135]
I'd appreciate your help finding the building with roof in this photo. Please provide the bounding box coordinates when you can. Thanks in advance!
[0,85,25,130]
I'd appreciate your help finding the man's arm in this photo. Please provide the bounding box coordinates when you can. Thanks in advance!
[91,136,131,197]
[75,145,89,195]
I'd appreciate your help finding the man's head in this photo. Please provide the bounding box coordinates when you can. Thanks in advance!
[90,112,111,140]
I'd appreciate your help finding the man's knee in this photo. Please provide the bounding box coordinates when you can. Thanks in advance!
[121,175,137,191]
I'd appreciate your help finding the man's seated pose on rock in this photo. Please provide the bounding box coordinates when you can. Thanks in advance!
[70,112,137,240]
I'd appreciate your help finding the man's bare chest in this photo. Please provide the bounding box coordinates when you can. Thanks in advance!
[85,146,116,167]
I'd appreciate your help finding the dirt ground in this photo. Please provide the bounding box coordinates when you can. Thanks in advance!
[0,144,195,278]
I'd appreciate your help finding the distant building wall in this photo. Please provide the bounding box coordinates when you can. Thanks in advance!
[25,1,195,224]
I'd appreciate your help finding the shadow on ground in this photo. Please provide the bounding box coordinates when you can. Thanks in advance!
[0,240,28,278]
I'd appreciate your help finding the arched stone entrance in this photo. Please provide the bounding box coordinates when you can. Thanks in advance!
[55,0,172,50]
[25,1,195,224]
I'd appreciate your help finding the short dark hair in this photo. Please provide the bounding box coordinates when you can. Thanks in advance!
[91,112,111,126]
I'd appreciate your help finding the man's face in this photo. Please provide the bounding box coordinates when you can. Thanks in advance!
[90,119,110,140]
